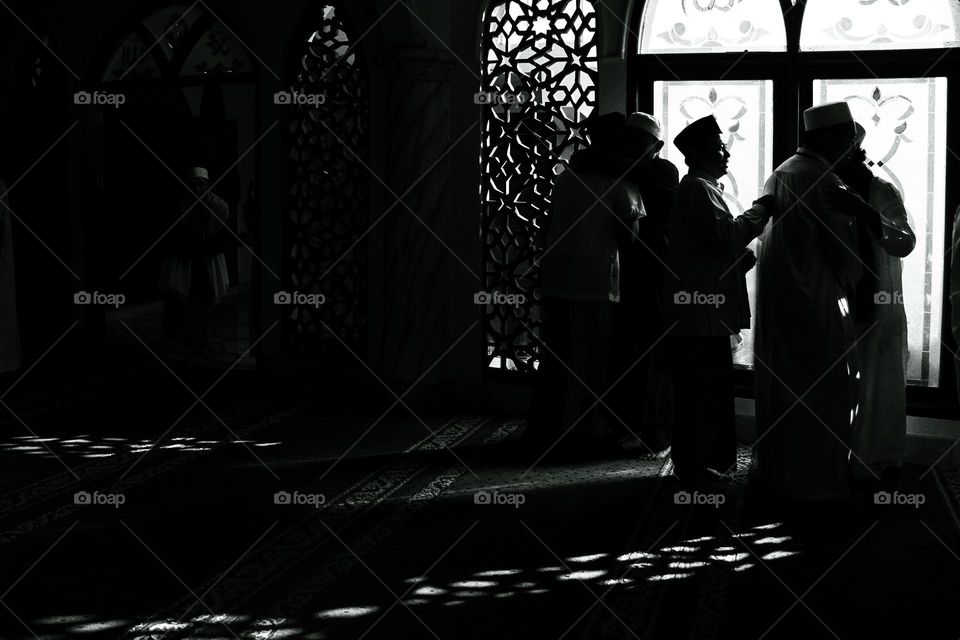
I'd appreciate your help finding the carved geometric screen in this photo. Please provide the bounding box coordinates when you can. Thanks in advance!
[480,0,599,373]
[653,80,774,369]
[639,0,787,54]
[284,3,368,355]
[801,0,960,52]
[814,77,948,387]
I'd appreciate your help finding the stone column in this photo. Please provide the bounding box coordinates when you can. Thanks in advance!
[377,48,460,387]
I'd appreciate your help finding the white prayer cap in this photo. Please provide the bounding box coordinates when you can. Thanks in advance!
[803,101,854,132]
[626,112,662,139]
[189,166,209,180]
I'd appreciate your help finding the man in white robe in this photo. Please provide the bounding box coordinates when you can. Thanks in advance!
[753,102,880,501]
[836,123,915,481]
[159,167,231,356]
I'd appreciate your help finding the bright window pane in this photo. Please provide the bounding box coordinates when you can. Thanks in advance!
[639,0,787,54]
[801,0,960,51]
[813,78,947,387]
[653,80,774,368]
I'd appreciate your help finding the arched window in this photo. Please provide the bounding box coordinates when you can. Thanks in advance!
[800,0,960,51]
[640,0,787,54]
[480,0,599,374]
[101,4,253,81]
[284,2,369,356]
[634,0,960,394]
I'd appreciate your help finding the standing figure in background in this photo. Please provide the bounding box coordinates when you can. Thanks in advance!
[528,112,645,457]
[612,112,679,459]
[0,179,20,379]
[663,115,774,486]
[159,166,232,356]
[836,122,916,484]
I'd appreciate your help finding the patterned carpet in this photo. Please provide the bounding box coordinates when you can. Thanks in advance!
[0,367,958,640]
[104,287,254,370]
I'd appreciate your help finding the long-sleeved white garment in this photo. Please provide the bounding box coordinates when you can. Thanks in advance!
[754,148,862,501]
[852,175,915,468]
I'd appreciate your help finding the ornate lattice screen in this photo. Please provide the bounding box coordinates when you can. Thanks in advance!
[480,0,599,373]
[284,3,369,355]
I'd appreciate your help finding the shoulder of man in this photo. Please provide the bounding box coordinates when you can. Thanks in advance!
[209,192,230,211]
[869,174,904,200]
[652,156,680,181]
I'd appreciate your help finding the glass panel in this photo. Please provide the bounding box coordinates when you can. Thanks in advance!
[639,0,787,54]
[142,4,202,60]
[801,0,960,52]
[481,0,599,373]
[654,80,774,368]
[813,78,947,387]
[180,21,252,76]
[102,31,161,81]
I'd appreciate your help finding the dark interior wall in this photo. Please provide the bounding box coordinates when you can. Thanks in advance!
[0,0,636,407]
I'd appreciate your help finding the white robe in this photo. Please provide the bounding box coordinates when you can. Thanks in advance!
[754,149,862,501]
[0,181,20,373]
[852,176,915,468]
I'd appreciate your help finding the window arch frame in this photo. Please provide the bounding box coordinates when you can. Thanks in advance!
[627,0,960,414]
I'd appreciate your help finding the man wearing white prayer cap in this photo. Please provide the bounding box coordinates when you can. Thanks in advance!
[753,99,886,502]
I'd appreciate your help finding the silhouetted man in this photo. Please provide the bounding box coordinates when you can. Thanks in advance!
[754,101,884,501]
[663,115,774,486]
[836,122,915,484]
[159,166,231,356]
[611,112,679,458]
[529,113,644,456]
